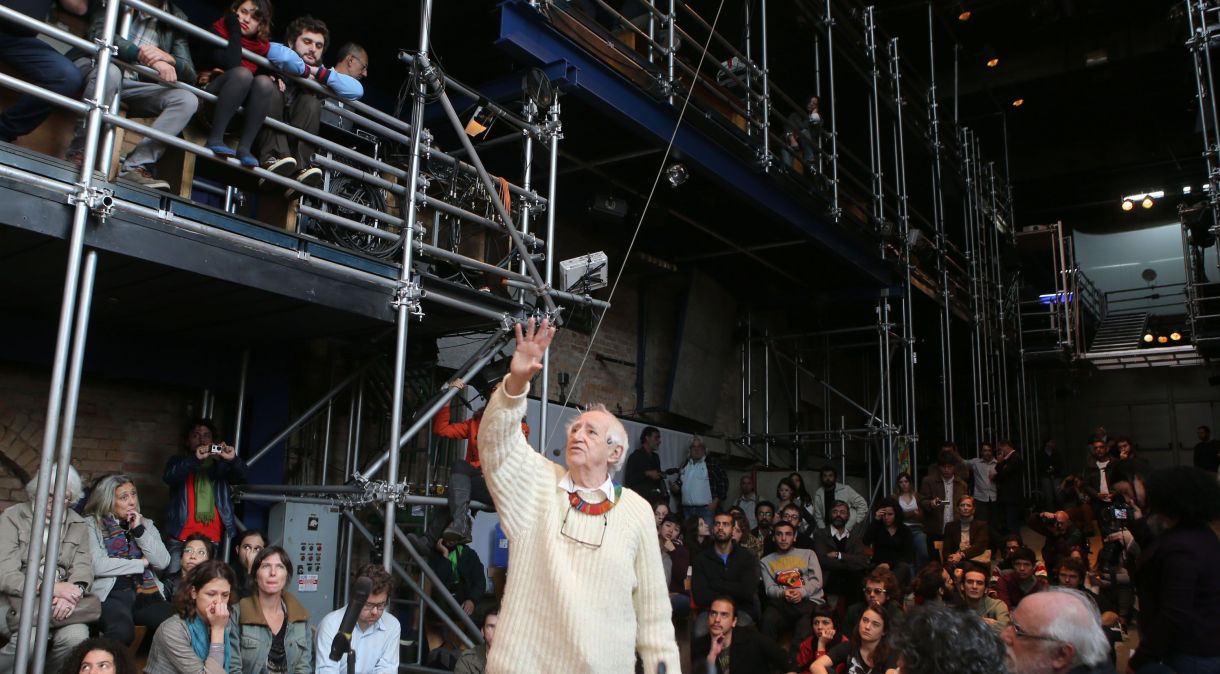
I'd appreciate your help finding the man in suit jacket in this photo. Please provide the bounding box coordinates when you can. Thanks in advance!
[993,440,1026,537]
[942,495,990,568]
[919,450,969,560]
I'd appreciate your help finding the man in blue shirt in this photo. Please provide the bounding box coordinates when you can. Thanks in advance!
[316,563,401,674]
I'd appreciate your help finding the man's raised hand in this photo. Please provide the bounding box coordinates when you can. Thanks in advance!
[504,317,555,396]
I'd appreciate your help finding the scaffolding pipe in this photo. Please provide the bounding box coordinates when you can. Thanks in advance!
[233,350,249,453]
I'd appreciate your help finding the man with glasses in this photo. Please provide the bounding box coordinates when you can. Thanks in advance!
[333,43,368,81]
[315,563,399,674]
[1003,587,1115,674]
[474,319,679,673]
[841,567,903,637]
[763,503,815,555]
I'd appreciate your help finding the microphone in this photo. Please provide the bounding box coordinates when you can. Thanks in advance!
[328,576,373,662]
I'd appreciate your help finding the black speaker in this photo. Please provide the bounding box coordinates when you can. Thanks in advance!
[590,191,628,220]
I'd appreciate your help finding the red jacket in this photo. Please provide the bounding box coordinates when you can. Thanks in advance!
[432,406,528,469]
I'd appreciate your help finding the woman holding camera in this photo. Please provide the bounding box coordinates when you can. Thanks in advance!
[83,474,174,646]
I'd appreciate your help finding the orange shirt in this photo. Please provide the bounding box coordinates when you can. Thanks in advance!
[433,405,529,469]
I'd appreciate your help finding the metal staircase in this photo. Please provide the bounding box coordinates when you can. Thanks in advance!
[1086,312,1149,353]
[1082,311,1203,370]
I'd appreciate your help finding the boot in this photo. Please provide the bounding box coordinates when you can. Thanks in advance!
[441,471,473,546]
[408,505,452,556]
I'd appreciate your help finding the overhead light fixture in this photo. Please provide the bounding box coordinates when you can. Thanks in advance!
[1011,98,1025,107]
[1121,199,1134,211]
[1143,333,1154,343]
[1170,331,1183,341]
[1142,196,1154,209]
[1157,335,1169,344]
[986,58,1000,68]
[957,2,972,21]
[665,162,690,188]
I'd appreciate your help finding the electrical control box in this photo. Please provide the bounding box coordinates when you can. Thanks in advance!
[268,502,341,628]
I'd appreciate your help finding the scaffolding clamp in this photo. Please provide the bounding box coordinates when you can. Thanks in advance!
[392,281,423,317]
[68,185,114,223]
[92,36,119,57]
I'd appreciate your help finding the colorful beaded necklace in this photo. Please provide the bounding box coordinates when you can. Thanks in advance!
[567,483,623,516]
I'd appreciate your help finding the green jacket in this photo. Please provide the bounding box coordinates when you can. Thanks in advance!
[78,0,196,83]
[234,593,313,674]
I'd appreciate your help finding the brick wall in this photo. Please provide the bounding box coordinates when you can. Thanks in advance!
[0,361,193,517]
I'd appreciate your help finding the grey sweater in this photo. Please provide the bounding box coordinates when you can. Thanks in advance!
[145,613,241,674]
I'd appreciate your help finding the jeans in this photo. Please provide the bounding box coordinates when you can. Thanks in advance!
[69,59,198,172]
[0,36,83,142]
[907,524,929,571]
[101,578,175,645]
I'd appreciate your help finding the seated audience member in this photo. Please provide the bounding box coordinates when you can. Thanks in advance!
[1111,436,1151,484]
[0,466,92,672]
[863,497,915,586]
[941,495,989,569]
[231,529,267,598]
[730,509,763,561]
[812,501,870,607]
[991,535,1047,584]
[959,562,1009,635]
[1054,558,1121,651]
[691,513,760,638]
[59,637,137,674]
[235,546,310,674]
[659,514,691,619]
[1026,510,1087,577]
[164,533,215,602]
[315,563,400,674]
[332,43,368,82]
[995,547,1048,610]
[811,466,869,530]
[426,539,486,618]
[145,560,239,674]
[1128,466,1220,673]
[0,0,86,143]
[163,418,247,570]
[1003,588,1115,674]
[684,514,710,551]
[764,503,816,555]
[254,15,363,193]
[735,474,760,530]
[454,602,497,674]
[653,499,671,530]
[790,606,848,673]
[691,597,790,674]
[83,474,174,645]
[65,0,197,189]
[752,500,775,542]
[891,602,1008,674]
[808,605,898,674]
[759,520,824,642]
[918,450,968,560]
[842,568,904,638]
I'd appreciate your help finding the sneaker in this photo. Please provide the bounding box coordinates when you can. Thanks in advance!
[284,166,323,198]
[257,156,297,188]
[119,165,170,191]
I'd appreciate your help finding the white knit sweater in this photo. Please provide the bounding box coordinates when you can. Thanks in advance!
[478,383,680,674]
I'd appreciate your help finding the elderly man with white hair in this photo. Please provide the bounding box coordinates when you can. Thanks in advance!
[0,465,94,672]
[1003,587,1116,674]
[476,318,680,673]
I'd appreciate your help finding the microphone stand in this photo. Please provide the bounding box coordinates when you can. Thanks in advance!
[347,643,356,674]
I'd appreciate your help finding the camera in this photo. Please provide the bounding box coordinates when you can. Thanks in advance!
[209,444,224,454]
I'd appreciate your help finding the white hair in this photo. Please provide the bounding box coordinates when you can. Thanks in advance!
[566,403,630,474]
[1040,587,1111,667]
[25,465,83,503]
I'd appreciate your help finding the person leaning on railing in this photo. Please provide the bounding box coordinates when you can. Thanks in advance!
[0,0,87,143]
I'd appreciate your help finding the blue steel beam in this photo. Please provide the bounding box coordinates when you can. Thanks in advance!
[495,0,892,287]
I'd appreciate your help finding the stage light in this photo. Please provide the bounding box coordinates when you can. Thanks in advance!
[1143,333,1154,343]
[986,57,999,68]
[1170,331,1182,341]
[1157,335,1169,344]
[1122,199,1134,211]
[665,162,689,188]
[1011,98,1025,107]
[958,3,972,21]
[1142,196,1154,209]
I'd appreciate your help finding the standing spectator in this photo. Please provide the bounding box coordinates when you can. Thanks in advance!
[163,419,248,570]
[966,443,998,538]
[0,466,92,673]
[758,520,824,643]
[1112,436,1151,484]
[734,474,760,530]
[234,546,311,674]
[790,607,848,673]
[960,562,1009,634]
[812,502,870,609]
[941,495,989,570]
[892,602,1008,674]
[918,451,968,560]
[784,95,823,168]
[1035,439,1063,511]
[892,472,928,570]
[163,534,214,602]
[454,603,497,674]
[993,440,1026,538]
[0,0,86,143]
[808,605,898,674]
[145,559,239,674]
[1081,439,1117,531]
[811,466,868,531]
[692,597,790,674]
[652,501,670,530]
[995,547,1048,610]
[1002,588,1114,674]
[925,441,971,482]
[65,0,198,189]
[230,529,266,599]
[1128,467,1220,673]
[674,437,727,526]
[624,426,666,504]
[788,473,815,512]
[82,474,174,646]
[775,478,799,516]
[863,497,915,587]
[315,563,400,674]
[1192,425,1219,473]
[1025,510,1086,578]
[752,500,775,543]
[691,513,760,637]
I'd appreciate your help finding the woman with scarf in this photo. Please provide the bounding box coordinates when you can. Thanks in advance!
[83,474,174,646]
[147,559,240,674]
[162,419,248,573]
[234,546,311,674]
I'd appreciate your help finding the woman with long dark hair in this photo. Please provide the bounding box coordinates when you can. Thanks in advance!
[682,514,710,551]
[892,472,928,570]
[863,497,915,588]
[58,638,137,674]
[145,560,239,674]
[809,606,897,674]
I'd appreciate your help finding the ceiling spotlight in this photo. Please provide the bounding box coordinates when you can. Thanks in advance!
[1121,199,1134,211]
[957,2,972,21]
[1157,335,1169,344]
[1011,98,1025,107]
[1142,196,1154,209]
[1143,333,1154,343]
[665,162,690,188]
[986,57,999,68]
[1170,331,1182,341]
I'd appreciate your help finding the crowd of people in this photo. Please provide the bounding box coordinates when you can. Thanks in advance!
[1,0,367,190]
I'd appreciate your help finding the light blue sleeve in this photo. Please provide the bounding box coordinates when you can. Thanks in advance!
[373,615,400,674]
[320,67,363,101]
[314,612,341,674]
[267,42,306,76]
